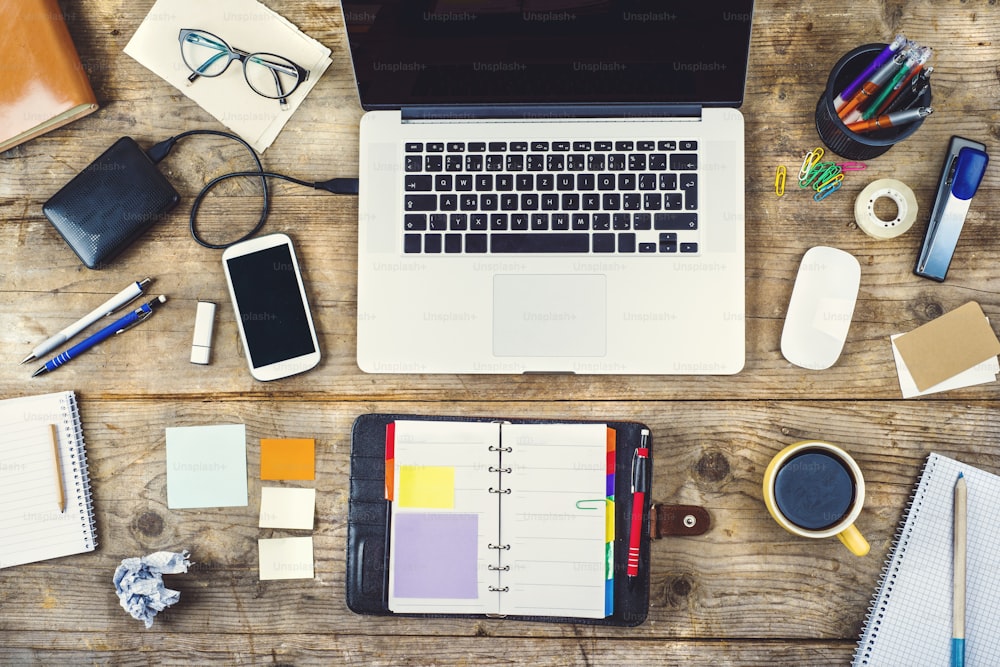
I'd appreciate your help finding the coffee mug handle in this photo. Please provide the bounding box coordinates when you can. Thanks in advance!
[837,524,870,557]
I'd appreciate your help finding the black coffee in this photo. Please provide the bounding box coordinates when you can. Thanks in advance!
[774,449,856,531]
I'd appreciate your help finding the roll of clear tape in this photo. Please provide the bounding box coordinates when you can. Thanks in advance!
[853,178,918,239]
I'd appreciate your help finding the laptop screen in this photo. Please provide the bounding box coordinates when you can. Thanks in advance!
[343,1,755,110]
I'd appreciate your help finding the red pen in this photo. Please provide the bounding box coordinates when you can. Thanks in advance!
[627,431,650,579]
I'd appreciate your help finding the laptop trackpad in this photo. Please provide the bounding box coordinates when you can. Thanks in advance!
[493,274,606,357]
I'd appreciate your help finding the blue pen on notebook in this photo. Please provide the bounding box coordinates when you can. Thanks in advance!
[952,472,967,667]
[32,296,167,377]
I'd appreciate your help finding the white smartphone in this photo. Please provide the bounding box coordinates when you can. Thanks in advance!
[222,233,321,381]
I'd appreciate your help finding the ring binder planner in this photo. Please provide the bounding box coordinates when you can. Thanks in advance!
[347,413,661,626]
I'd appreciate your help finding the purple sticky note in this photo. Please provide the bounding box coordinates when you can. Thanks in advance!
[393,513,478,599]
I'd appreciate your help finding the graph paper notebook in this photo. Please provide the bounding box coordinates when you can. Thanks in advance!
[853,453,1000,666]
[0,391,96,569]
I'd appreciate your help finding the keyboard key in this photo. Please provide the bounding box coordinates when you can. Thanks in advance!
[520,194,539,210]
[511,214,529,230]
[633,213,652,230]
[405,142,423,152]
[649,153,667,170]
[468,142,486,152]
[506,155,524,171]
[480,194,498,210]
[500,194,518,210]
[424,234,442,253]
[670,153,698,170]
[435,175,452,191]
[405,156,422,172]
[541,193,559,210]
[654,213,698,230]
[445,155,463,171]
[573,141,592,151]
[429,214,447,230]
[552,141,571,151]
[618,174,636,190]
[680,174,698,210]
[445,234,462,253]
[447,142,465,152]
[637,140,655,150]
[460,195,478,211]
[516,174,534,191]
[531,213,549,230]
[659,173,678,190]
[593,233,615,252]
[439,194,458,211]
[680,242,698,253]
[466,234,488,253]
[577,174,595,190]
[465,155,483,172]
[509,142,528,151]
[495,175,514,191]
[486,154,504,171]
[546,155,565,171]
[404,234,422,253]
[470,214,488,230]
[455,175,473,191]
[561,193,580,210]
[639,242,656,253]
[552,213,569,230]
[491,214,508,230]
[572,213,590,230]
[597,174,615,190]
[567,154,586,170]
[615,140,634,151]
[659,232,677,253]
[680,140,698,151]
[663,193,683,210]
[531,141,549,151]
[405,195,436,212]
[526,154,545,171]
[613,213,631,230]
[492,233,590,253]
[488,141,507,151]
[556,174,575,190]
[404,214,427,230]
[608,154,626,170]
[595,141,612,151]
[592,213,611,230]
[425,155,443,171]
[623,193,641,210]
[628,154,647,170]
[475,175,493,191]
[618,233,637,253]
[643,193,662,210]
[426,142,444,152]
[587,154,606,171]
[658,140,677,150]
[536,174,554,191]
[582,193,600,210]
[601,193,621,210]
[405,175,432,191]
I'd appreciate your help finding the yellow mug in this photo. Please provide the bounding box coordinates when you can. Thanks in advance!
[762,440,870,556]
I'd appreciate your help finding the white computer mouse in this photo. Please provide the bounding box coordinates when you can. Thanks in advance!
[780,246,861,370]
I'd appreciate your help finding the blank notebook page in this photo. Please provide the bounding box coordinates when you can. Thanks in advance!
[0,392,96,569]
[853,453,1000,665]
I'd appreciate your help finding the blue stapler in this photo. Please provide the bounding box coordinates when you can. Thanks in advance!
[915,137,990,281]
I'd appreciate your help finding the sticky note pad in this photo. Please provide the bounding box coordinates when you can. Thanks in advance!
[259,487,316,530]
[260,438,315,480]
[258,536,314,580]
[166,424,248,509]
[398,466,454,508]
[392,513,478,599]
[893,302,1000,391]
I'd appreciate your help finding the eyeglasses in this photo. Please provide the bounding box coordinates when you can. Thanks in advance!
[178,29,309,108]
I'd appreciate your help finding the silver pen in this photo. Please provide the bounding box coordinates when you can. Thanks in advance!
[20,278,152,364]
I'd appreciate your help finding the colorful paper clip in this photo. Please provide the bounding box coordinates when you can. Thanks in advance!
[774,165,786,196]
[800,161,835,188]
[814,180,842,201]
[798,147,825,182]
[838,161,867,171]
[814,170,844,192]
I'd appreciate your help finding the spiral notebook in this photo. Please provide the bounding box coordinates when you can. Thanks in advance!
[853,453,1000,665]
[0,391,97,569]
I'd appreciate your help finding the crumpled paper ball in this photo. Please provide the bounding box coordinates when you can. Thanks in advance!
[112,550,191,628]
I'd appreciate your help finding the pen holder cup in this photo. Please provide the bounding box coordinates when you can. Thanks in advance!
[815,43,932,161]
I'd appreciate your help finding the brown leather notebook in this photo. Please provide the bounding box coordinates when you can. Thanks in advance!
[0,0,98,152]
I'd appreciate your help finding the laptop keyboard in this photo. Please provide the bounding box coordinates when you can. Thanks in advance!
[401,139,699,255]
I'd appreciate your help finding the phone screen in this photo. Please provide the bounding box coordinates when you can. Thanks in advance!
[226,244,316,368]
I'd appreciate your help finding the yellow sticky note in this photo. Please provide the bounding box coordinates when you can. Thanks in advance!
[260,438,315,480]
[398,466,454,508]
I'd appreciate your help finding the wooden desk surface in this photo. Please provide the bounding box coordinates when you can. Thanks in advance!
[2,1,998,664]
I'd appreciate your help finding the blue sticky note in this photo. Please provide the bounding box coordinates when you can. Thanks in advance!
[166,424,248,509]
[393,513,478,599]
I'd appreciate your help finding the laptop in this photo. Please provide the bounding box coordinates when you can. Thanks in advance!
[346,1,754,374]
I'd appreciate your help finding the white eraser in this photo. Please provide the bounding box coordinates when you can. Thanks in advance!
[190,301,216,364]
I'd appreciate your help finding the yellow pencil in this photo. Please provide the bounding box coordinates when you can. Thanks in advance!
[49,424,65,514]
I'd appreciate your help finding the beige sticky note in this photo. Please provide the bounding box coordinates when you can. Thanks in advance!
[894,302,1000,391]
[259,487,315,530]
[258,537,314,580]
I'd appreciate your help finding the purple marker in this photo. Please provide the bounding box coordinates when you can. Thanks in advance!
[833,34,908,111]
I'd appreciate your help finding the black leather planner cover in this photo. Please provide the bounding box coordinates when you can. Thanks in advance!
[346,413,652,626]
[42,136,180,269]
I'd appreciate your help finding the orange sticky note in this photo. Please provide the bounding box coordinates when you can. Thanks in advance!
[260,438,315,480]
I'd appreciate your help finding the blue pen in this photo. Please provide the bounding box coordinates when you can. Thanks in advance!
[32,296,167,377]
